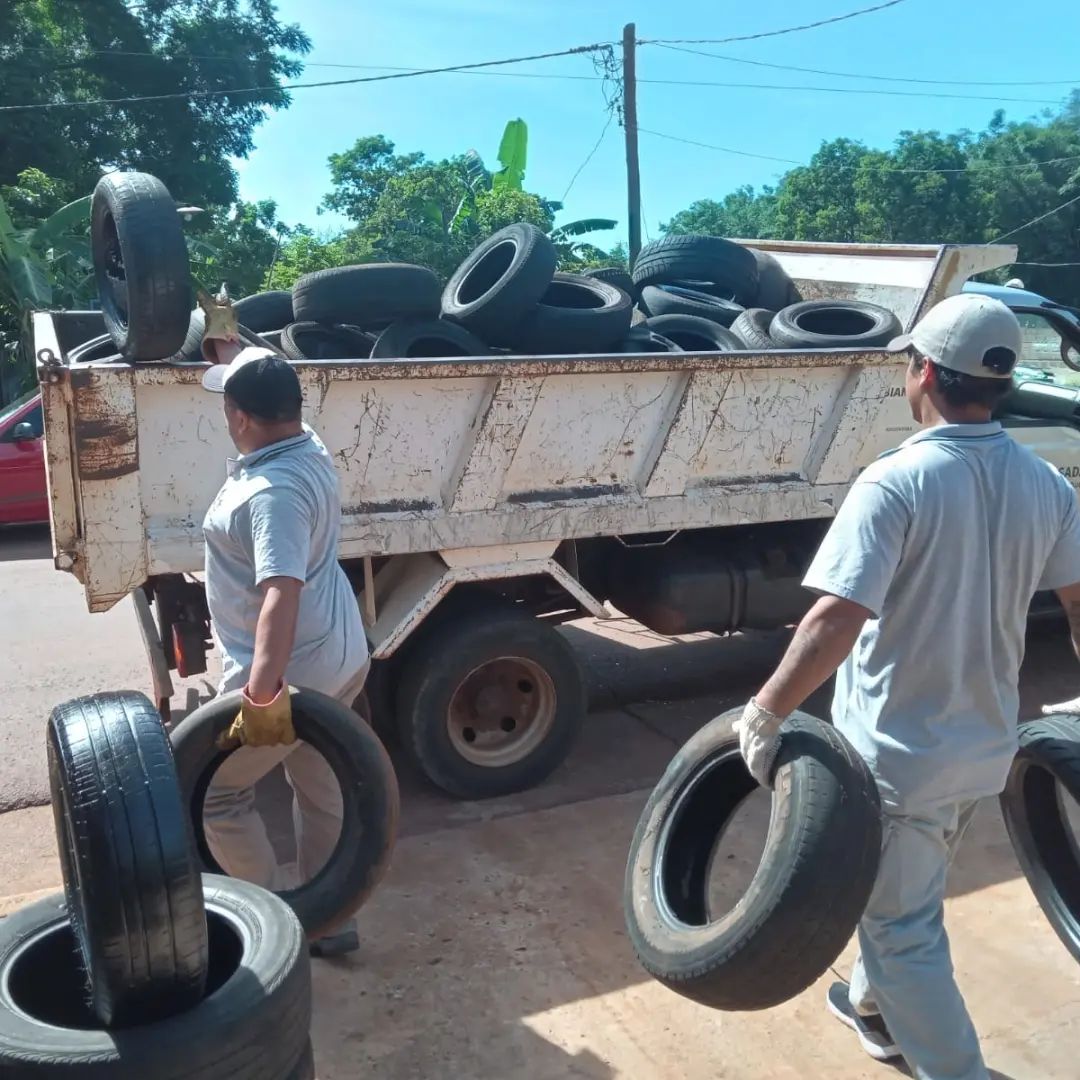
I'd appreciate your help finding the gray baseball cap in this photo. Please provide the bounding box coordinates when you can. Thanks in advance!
[887,293,1022,379]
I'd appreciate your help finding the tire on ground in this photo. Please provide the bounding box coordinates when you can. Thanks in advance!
[371,319,491,359]
[1000,714,1080,962]
[511,272,633,354]
[91,172,192,361]
[769,300,901,349]
[170,688,400,939]
[0,876,310,1079]
[631,236,759,306]
[292,263,441,328]
[584,266,638,300]
[233,290,295,333]
[749,248,801,310]
[642,314,743,353]
[624,710,882,1011]
[730,308,778,351]
[441,223,557,344]
[279,322,375,362]
[47,692,208,1027]
[639,285,743,326]
[395,606,586,799]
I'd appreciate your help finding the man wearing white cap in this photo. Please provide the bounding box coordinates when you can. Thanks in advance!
[200,335,369,956]
[733,293,1080,1079]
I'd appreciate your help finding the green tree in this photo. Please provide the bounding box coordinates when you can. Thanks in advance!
[664,186,777,238]
[188,199,286,298]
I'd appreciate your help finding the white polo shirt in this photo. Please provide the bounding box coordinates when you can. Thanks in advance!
[804,422,1080,814]
[202,425,367,697]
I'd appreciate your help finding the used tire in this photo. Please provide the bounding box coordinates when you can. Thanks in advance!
[731,308,778,351]
[642,314,743,353]
[1000,714,1080,962]
[639,284,743,327]
[280,321,375,362]
[47,692,207,1028]
[624,709,882,1011]
[67,333,119,366]
[292,263,441,328]
[371,319,491,359]
[0,876,310,1078]
[91,171,191,361]
[584,266,637,300]
[769,300,902,349]
[619,327,683,354]
[511,272,633,354]
[170,687,400,938]
[233,290,295,333]
[441,223,557,344]
[631,236,759,306]
[749,248,801,310]
[288,1043,316,1080]
[396,607,586,799]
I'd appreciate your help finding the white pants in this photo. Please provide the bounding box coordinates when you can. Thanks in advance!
[203,662,370,893]
[849,800,988,1080]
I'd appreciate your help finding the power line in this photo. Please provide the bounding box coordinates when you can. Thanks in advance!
[560,112,614,202]
[647,44,1080,88]
[638,0,908,46]
[989,193,1080,244]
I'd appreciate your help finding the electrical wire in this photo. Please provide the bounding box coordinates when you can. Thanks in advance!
[988,193,1080,244]
[560,111,614,202]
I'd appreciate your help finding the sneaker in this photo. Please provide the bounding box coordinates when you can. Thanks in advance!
[826,982,901,1062]
[309,925,360,958]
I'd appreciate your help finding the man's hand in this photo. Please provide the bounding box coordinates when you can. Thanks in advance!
[733,698,786,787]
[198,284,241,365]
[218,683,297,750]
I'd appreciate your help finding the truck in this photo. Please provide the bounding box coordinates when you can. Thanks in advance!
[32,238,1080,801]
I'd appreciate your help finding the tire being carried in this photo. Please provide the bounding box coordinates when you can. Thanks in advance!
[624,709,882,1011]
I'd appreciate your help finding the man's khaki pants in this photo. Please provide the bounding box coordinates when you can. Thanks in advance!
[203,662,369,891]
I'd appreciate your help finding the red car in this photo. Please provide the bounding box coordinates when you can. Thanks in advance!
[0,390,47,524]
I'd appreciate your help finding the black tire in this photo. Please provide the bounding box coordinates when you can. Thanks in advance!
[233,290,295,333]
[292,263,441,329]
[639,285,743,327]
[67,333,119,366]
[46,692,207,1028]
[769,300,902,350]
[584,266,638,300]
[1000,714,1080,962]
[170,687,400,939]
[371,319,491,359]
[631,236,759,306]
[731,308,778,351]
[396,608,586,799]
[91,172,191,361]
[642,314,743,353]
[511,272,633,354]
[749,248,801,310]
[624,709,882,1011]
[169,307,205,363]
[0,876,310,1078]
[441,223,557,344]
[288,1043,316,1080]
[619,327,683,354]
[280,321,375,362]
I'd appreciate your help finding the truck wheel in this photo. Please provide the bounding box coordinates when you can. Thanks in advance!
[47,692,207,1028]
[769,300,901,350]
[642,314,743,353]
[631,236,759,307]
[731,308,777,350]
[91,171,191,361]
[396,609,586,799]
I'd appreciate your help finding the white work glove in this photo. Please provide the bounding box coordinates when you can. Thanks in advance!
[1041,694,1080,716]
[733,698,786,788]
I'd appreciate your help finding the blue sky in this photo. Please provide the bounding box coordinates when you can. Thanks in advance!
[234,0,1080,247]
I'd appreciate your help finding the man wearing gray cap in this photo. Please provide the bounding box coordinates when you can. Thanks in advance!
[733,293,1080,1079]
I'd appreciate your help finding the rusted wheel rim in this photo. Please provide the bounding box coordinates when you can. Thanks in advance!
[447,656,557,768]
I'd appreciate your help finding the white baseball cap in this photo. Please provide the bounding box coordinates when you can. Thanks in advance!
[887,293,1022,380]
[201,346,278,393]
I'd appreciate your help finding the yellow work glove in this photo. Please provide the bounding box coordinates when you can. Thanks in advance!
[217,683,297,750]
[197,285,241,365]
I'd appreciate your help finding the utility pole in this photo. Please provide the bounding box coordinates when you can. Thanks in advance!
[622,23,642,265]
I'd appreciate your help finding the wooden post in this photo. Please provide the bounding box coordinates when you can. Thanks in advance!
[622,23,642,265]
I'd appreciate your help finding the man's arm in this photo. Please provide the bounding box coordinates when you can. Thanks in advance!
[247,576,303,704]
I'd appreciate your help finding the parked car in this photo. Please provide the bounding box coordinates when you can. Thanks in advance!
[0,390,47,524]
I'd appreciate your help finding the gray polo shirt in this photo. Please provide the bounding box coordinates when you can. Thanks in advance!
[203,426,367,697]
[804,422,1080,814]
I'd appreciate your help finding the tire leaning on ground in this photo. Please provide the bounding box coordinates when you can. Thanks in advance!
[91,171,192,361]
[624,709,882,1011]
[769,300,902,350]
[292,263,442,328]
[170,687,400,938]
[511,272,633,354]
[0,877,311,1079]
[642,314,743,353]
[1000,714,1080,962]
[631,236,759,307]
[47,692,208,1028]
[730,308,778,351]
[396,607,587,799]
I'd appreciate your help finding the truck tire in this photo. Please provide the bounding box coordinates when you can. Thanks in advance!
[769,300,901,350]
[441,223,557,344]
[731,308,778,351]
[233,290,295,333]
[624,710,882,1011]
[280,321,375,361]
[1000,714,1080,962]
[396,608,586,799]
[631,236,759,306]
[749,249,801,310]
[292,263,441,328]
[170,688,400,939]
[619,327,683,354]
[642,314,743,353]
[512,273,633,354]
[91,171,191,361]
[47,692,207,1028]
[0,876,310,1078]
[639,285,743,327]
[371,319,491,359]
[584,266,638,300]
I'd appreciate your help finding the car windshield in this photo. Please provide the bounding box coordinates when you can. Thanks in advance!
[0,390,37,428]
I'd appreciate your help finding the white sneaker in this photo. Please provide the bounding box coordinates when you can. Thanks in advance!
[827,982,902,1062]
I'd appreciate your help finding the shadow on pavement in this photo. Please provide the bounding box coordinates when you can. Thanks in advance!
[0,523,51,563]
